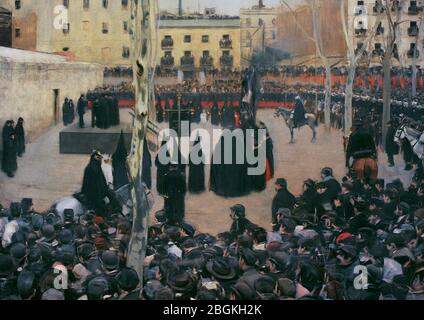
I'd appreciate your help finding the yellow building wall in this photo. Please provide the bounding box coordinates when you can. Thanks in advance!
[157,27,241,69]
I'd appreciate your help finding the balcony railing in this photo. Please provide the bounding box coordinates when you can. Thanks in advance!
[408,5,420,15]
[372,48,385,57]
[220,55,234,67]
[408,26,419,37]
[161,56,174,66]
[355,28,367,36]
[407,49,420,58]
[161,38,174,48]
[200,56,214,68]
[220,39,233,49]
[180,56,195,67]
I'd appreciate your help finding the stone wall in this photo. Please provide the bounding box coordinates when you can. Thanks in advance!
[0,47,103,153]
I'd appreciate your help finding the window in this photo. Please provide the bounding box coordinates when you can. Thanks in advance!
[122,0,128,8]
[102,23,109,34]
[223,50,230,57]
[123,21,128,32]
[15,0,21,10]
[102,0,108,8]
[184,35,191,43]
[15,28,21,38]
[203,50,210,57]
[122,46,130,58]
[63,0,69,8]
[184,51,191,56]
[83,0,90,9]
[202,35,209,43]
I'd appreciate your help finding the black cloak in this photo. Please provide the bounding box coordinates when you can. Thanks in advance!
[163,167,187,225]
[2,135,17,175]
[210,130,249,198]
[81,157,109,214]
[112,131,129,190]
[14,121,25,157]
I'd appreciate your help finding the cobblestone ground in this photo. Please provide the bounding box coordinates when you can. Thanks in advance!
[0,109,414,235]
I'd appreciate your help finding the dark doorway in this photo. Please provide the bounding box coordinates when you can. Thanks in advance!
[53,89,60,125]
[0,7,12,47]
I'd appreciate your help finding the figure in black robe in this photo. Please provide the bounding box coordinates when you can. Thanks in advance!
[14,118,25,157]
[2,132,17,178]
[266,133,274,179]
[155,140,170,195]
[62,98,70,125]
[68,99,75,124]
[188,136,205,193]
[112,96,120,126]
[210,129,249,198]
[112,132,129,190]
[211,103,220,126]
[163,164,187,225]
[142,138,152,190]
[92,99,99,128]
[77,95,87,128]
[2,120,14,146]
[82,151,114,216]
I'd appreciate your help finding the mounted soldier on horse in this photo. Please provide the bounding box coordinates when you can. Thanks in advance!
[345,119,378,184]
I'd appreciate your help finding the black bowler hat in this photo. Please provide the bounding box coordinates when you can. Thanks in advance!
[276,178,287,187]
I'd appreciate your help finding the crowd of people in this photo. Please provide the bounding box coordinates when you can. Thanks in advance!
[1,118,25,178]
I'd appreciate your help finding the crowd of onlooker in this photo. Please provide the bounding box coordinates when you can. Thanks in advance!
[1,160,424,300]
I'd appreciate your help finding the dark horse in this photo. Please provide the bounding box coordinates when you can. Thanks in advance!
[275,107,317,144]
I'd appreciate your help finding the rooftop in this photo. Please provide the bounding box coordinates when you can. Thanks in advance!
[0,47,67,64]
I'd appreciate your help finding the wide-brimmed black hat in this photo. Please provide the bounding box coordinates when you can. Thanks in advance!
[230,204,245,218]
[275,178,287,187]
[0,254,16,277]
[231,281,256,300]
[206,258,236,280]
[116,268,140,292]
[167,270,197,295]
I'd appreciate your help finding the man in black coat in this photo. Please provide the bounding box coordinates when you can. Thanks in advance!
[293,96,306,128]
[14,118,25,157]
[385,120,398,167]
[2,132,17,178]
[77,94,87,128]
[272,178,295,229]
[163,164,187,225]
[320,167,341,201]
[82,150,116,217]
[229,204,252,241]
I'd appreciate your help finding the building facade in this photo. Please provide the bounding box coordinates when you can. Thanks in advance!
[0,0,132,66]
[349,0,424,67]
[157,17,241,73]
[240,6,281,67]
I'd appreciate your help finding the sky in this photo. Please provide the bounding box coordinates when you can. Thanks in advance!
[158,0,302,15]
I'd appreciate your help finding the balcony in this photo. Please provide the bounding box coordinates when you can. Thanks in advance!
[161,38,174,49]
[355,45,367,56]
[354,5,366,15]
[408,26,419,37]
[200,56,214,68]
[407,48,420,58]
[220,38,233,49]
[161,56,174,67]
[408,4,420,15]
[220,55,234,67]
[391,0,401,12]
[180,55,194,68]
[373,3,385,13]
[372,47,385,57]
[355,28,368,36]
[376,25,385,35]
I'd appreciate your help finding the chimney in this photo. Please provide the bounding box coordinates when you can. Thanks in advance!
[178,0,183,16]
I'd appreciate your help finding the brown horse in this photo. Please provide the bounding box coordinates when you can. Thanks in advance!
[351,157,378,183]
